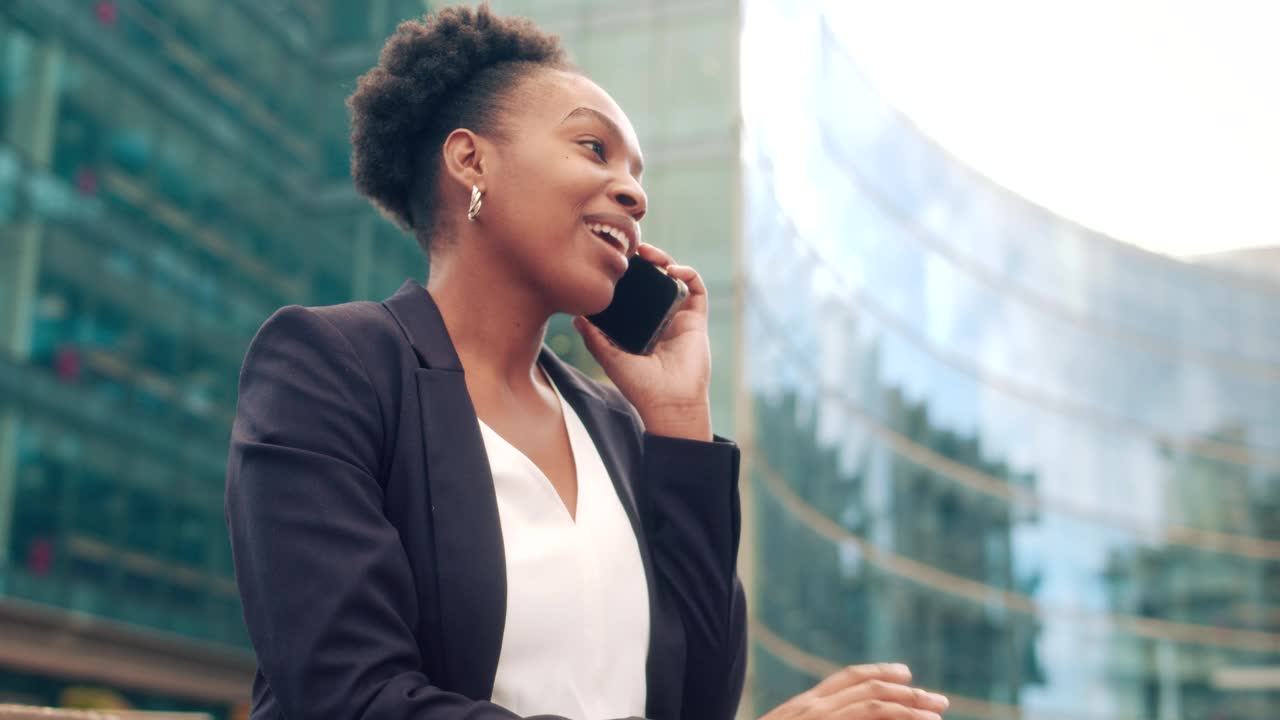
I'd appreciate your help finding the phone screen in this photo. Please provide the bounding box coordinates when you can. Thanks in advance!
[587,256,687,355]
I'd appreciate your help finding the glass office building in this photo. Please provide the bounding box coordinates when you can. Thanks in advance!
[741,1,1280,719]
[0,0,742,714]
[0,0,430,713]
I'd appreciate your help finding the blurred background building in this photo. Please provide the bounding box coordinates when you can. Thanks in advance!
[0,1,1276,719]
[0,0,430,714]
[1193,245,1280,286]
[740,1,1279,719]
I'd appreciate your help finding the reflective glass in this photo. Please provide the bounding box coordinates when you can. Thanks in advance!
[743,0,1280,717]
[0,1,425,665]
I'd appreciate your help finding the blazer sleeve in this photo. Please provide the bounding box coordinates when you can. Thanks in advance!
[226,306,632,720]
[641,434,748,720]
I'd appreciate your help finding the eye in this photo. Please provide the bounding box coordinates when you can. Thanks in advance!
[579,139,606,161]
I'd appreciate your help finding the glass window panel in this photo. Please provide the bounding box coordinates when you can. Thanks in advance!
[650,157,733,278]
[9,437,65,575]
[655,16,734,141]
[578,27,655,141]
[0,19,38,142]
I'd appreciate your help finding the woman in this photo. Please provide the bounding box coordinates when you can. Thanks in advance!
[225,5,950,720]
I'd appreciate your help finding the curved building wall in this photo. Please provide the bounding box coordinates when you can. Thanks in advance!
[741,2,1280,719]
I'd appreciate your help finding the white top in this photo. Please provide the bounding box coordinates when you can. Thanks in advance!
[477,373,650,720]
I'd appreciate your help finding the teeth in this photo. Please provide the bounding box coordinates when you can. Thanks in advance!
[587,222,628,251]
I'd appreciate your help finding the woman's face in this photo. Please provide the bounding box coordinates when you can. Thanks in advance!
[477,70,648,316]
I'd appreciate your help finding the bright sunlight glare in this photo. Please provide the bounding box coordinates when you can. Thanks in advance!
[826,0,1280,258]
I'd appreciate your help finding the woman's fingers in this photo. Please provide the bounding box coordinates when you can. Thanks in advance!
[633,243,705,303]
[810,664,913,697]
[827,679,950,715]
[572,315,624,369]
[664,264,705,296]
[759,663,948,720]
[631,242,708,318]
[635,242,674,266]
[837,704,942,720]
[662,264,707,316]
[803,664,948,720]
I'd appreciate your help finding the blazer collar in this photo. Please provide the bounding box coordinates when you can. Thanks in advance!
[382,279,624,409]
[383,279,464,371]
[382,278,637,511]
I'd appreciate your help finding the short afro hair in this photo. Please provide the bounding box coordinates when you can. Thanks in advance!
[346,3,571,250]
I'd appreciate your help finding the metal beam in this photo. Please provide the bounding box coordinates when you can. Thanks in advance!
[0,596,254,704]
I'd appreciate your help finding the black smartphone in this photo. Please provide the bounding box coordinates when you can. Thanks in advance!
[587,256,689,355]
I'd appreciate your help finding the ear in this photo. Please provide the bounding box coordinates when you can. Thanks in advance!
[441,128,489,193]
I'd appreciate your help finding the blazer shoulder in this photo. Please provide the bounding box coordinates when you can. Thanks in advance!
[253,299,392,342]
[277,299,411,367]
[248,300,412,393]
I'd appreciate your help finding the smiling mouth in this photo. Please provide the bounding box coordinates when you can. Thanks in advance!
[585,222,630,255]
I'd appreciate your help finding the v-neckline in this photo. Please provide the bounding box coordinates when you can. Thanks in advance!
[477,369,582,524]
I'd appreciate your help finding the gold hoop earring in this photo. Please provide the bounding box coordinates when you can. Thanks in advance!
[467,185,484,221]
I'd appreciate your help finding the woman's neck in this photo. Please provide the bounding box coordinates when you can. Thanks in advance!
[425,245,552,396]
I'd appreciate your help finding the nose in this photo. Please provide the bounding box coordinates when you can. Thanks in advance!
[612,176,647,222]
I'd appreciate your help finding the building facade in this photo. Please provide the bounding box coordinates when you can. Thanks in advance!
[0,0,430,714]
[740,1,1280,719]
[1193,245,1280,286]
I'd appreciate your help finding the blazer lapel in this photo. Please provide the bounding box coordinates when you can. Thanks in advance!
[540,350,644,517]
[539,350,685,719]
[383,280,506,702]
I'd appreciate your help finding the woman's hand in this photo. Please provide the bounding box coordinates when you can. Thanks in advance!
[759,664,950,720]
[574,243,714,441]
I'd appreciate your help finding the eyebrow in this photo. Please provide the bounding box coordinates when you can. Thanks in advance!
[560,106,645,177]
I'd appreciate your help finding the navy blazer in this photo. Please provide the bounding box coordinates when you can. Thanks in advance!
[225,280,747,720]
